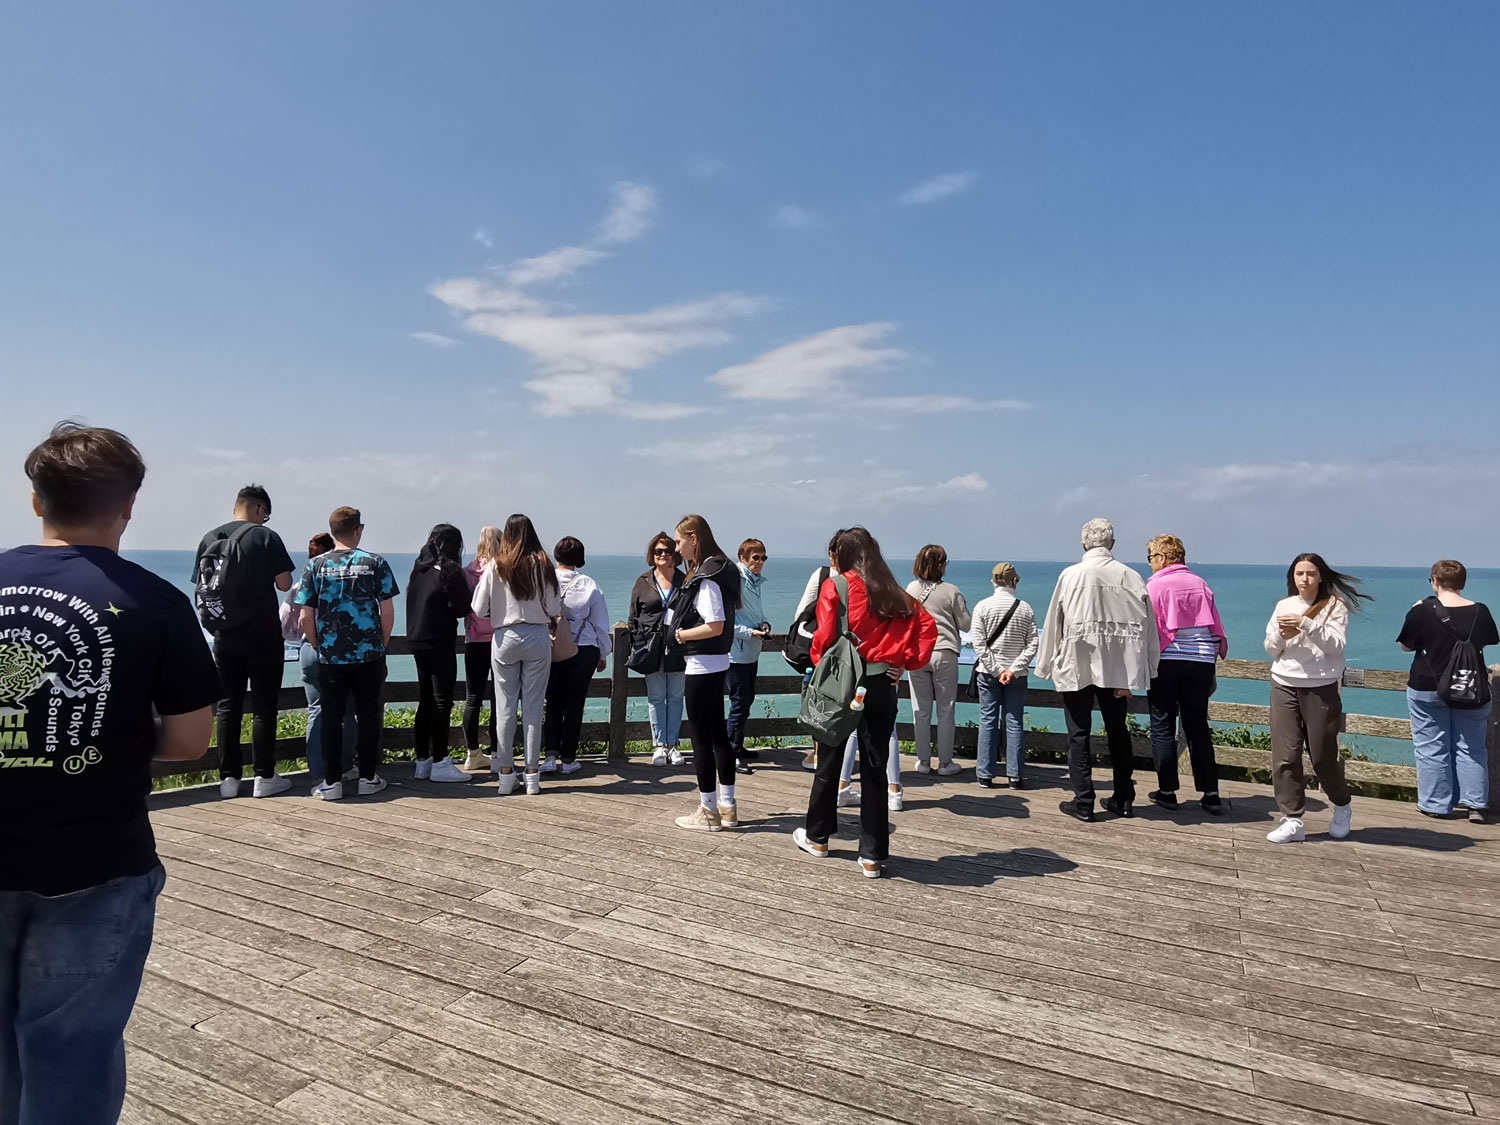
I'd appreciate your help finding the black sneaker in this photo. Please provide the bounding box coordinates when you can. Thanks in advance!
[734,758,755,776]
[978,776,998,789]
[1060,800,1096,823]
[1418,808,1451,819]
[1149,790,1179,812]
[1470,809,1492,825]
[1007,777,1025,790]
[1200,793,1224,816]
[1101,796,1134,818]
[739,748,761,760]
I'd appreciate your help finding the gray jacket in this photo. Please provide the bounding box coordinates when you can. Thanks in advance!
[1035,548,1160,693]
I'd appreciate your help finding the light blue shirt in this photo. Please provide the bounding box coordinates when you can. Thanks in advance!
[730,562,768,664]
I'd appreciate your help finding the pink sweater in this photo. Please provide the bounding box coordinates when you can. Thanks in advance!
[463,558,494,643]
[1146,564,1227,657]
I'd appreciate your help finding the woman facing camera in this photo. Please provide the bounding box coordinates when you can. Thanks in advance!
[628,532,686,766]
[727,538,772,775]
[1263,553,1370,843]
[1398,559,1496,824]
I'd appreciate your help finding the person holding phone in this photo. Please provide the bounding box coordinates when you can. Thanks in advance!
[727,538,772,775]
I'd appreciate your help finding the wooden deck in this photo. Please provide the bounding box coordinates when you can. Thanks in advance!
[126,750,1500,1125]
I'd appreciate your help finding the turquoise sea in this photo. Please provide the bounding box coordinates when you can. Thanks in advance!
[124,550,1500,767]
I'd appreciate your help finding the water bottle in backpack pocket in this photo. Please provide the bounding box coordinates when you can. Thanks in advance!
[797,573,866,746]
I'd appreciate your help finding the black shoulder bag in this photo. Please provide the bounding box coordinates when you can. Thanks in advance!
[964,600,1021,701]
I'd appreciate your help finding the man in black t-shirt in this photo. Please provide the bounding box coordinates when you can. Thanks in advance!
[1,422,220,1124]
[193,484,295,798]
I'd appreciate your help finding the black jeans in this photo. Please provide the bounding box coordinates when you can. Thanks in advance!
[725,662,758,755]
[1062,685,1135,808]
[412,647,457,762]
[213,633,284,780]
[806,673,896,861]
[1148,660,1219,796]
[684,668,735,791]
[320,659,386,784]
[462,641,498,751]
[544,645,598,763]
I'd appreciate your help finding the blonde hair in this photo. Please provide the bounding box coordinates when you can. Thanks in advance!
[475,525,502,563]
[1148,534,1185,566]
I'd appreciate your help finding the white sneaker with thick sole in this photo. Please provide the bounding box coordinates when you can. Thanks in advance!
[888,788,904,812]
[497,771,518,795]
[651,747,668,766]
[914,758,931,775]
[539,757,559,774]
[1329,803,1353,840]
[461,751,492,773]
[252,775,292,799]
[524,771,541,795]
[837,785,861,808]
[667,748,687,766]
[414,758,433,780]
[1266,816,1305,843]
[358,775,387,796]
[792,827,827,857]
[315,781,343,801]
[429,757,473,783]
[558,760,582,775]
[937,763,963,777]
[858,858,882,879]
[219,777,241,799]
[801,752,818,771]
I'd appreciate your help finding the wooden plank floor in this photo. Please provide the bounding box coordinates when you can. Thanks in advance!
[127,749,1500,1125]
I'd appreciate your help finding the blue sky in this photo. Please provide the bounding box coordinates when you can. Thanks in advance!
[3,2,1497,565]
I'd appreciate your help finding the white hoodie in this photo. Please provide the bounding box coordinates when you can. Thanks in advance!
[1263,595,1348,687]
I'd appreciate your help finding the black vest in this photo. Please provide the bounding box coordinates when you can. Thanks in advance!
[668,557,743,659]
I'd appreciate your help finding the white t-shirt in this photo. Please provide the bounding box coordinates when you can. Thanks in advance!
[667,579,730,675]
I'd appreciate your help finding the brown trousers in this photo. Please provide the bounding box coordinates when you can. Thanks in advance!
[1270,680,1350,816]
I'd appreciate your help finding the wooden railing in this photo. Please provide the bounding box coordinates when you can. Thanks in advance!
[154,628,1438,796]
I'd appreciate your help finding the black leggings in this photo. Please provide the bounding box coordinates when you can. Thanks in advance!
[413,647,457,761]
[462,641,497,751]
[684,668,735,791]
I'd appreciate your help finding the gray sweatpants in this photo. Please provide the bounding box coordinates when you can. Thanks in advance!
[909,648,959,766]
[492,624,552,773]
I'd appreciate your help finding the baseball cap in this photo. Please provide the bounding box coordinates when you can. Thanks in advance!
[992,562,1018,584]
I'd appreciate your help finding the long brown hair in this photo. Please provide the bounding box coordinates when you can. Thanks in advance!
[835,526,914,620]
[675,514,729,581]
[1286,552,1370,614]
[494,514,558,602]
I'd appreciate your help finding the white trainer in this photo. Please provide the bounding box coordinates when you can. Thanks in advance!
[358,775,387,796]
[888,787,903,812]
[651,746,668,767]
[315,781,343,801]
[252,775,292,799]
[496,771,518,795]
[1266,816,1306,844]
[414,758,433,780]
[558,760,582,775]
[837,785,861,808]
[219,777,241,799]
[937,763,963,777]
[428,757,473,783]
[539,757,559,774]
[1329,803,1353,840]
[667,748,687,767]
[524,771,541,795]
[914,758,931,775]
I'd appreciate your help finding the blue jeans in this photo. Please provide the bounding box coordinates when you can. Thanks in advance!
[644,670,685,748]
[0,866,165,1125]
[300,641,355,782]
[725,662,758,754]
[976,671,1027,780]
[1408,688,1491,815]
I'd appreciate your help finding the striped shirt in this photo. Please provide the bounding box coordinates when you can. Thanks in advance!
[1162,624,1218,664]
[970,589,1039,677]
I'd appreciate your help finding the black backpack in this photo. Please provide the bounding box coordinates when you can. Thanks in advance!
[1429,599,1492,709]
[194,523,259,634]
[782,566,830,674]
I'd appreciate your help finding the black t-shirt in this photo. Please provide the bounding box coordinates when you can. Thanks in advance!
[1396,598,1500,692]
[0,545,222,895]
[192,521,295,645]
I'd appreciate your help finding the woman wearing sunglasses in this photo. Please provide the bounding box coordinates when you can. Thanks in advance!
[628,533,686,766]
[727,538,772,775]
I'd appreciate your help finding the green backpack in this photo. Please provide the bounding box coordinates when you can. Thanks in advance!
[797,573,866,747]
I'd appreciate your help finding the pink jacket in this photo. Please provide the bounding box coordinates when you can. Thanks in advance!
[463,558,494,643]
[1146,564,1227,657]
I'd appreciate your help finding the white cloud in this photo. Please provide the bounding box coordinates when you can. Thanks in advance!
[472,228,493,248]
[408,331,460,348]
[628,426,797,466]
[193,446,247,462]
[686,156,726,179]
[771,205,812,230]
[597,181,657,244]
[861,395,1027,414]
[900,171,979,205]
[427,279,541,314]
[709,323,905,401]
[874,472,989,502]
[503,245,607,286]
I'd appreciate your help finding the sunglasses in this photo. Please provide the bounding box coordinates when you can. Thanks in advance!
[653,548,674,556]
[748,554,767,562]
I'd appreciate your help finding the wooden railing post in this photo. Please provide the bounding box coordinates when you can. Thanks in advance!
[608,624,630,760]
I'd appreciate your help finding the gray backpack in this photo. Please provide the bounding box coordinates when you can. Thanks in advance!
[797,574,866,747]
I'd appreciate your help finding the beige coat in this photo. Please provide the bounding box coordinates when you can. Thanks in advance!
[1035,548,1160,693]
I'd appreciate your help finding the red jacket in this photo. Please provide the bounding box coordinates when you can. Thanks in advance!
[811,571,937,671]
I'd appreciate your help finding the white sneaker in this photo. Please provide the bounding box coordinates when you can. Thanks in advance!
[837,785,861,808]
[358,775,387,796]
[1329,803,1353,840]
[524,771,541,795]
[558,760,582,775]
[342,767,359,783]
[414,758,433,780]
[252,775,292,799]
[667,748,687,767]
[937,763,963,777]
[539,757,559,774]
[651,747,668,767]
[1266,816,1305,844]
[429,757,473,783]
[496,771,518,795]
[914,758,931,775]
[888,788,903,812]
[219,777,241,799]
[792,827,828,857]
[315,781,343,801]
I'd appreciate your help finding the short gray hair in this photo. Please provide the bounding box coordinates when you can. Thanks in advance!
[1081,518,1115,550]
